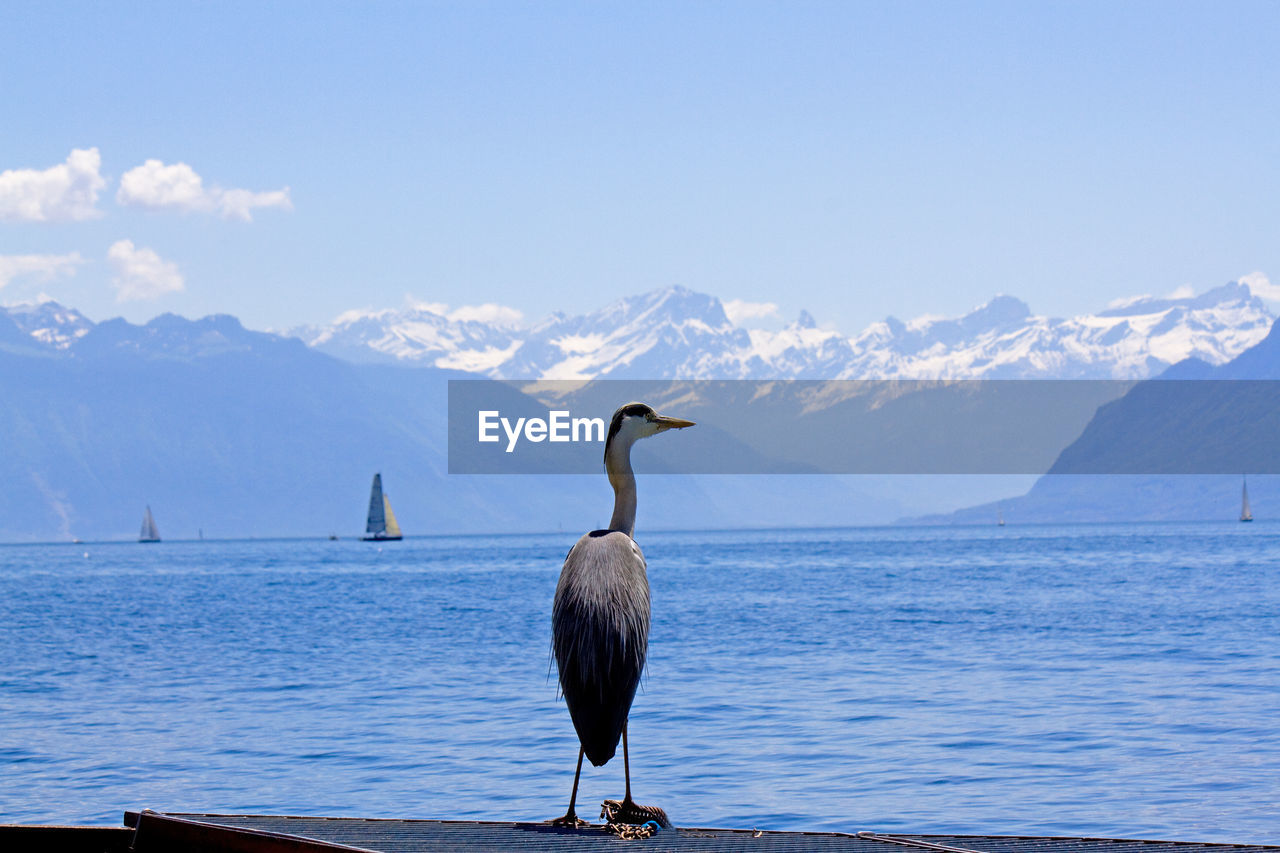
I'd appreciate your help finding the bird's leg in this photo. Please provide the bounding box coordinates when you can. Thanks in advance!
[601,723,672,829]
[550,747,589,827]
[623,722,633,803]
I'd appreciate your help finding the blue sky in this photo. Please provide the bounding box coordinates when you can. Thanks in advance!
[2,1,1278,333]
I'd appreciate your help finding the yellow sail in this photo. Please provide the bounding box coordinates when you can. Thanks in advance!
[383,495,402,538]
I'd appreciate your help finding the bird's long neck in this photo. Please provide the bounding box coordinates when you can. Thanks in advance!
[605,436,638,537]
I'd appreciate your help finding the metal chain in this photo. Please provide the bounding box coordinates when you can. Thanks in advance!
[600,800,662,840]
[605,821,659,840]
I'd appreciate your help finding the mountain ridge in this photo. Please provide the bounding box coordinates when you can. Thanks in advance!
[287,279,1274,380]
[6,277,1273,381]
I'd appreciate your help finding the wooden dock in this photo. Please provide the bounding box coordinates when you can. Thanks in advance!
[4,811,1278,853]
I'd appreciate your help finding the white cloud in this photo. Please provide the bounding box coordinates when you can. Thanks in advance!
[723,298,780,326]
[0,252,85,289]
[1238,271,1280,302]
[332,307,390,325]
[906,312,947,331]
[117,159,293,221]
[1106,294,1150,310]
[107,240,184,302]
[404,298,450,316]
[216,187,293,222]
[448,303,524,326]
[116,160,208,212]
[400,296,524,326]
[0,148,106,222]
[1165,284,1196,299]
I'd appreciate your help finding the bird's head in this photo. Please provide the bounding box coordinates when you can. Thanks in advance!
[605,402,695,457]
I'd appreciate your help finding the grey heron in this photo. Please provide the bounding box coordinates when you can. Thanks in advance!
[550,402,694,828]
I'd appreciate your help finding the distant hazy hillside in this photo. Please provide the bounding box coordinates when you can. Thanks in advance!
[290,280,1274,380]
[924,319,1280,525]
[1,313,445,540]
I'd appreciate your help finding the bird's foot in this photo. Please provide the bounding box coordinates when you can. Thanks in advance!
[549,811,589,828]
[601,798,672,829]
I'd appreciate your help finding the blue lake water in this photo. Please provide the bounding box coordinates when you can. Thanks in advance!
[1,522,1277,843]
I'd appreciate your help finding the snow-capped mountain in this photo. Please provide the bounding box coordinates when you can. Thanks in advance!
[293,305,524,372]
[289,279,1275,380]
[842,282,1272,379]
[3,277,1273,379]
[2,301,93,350]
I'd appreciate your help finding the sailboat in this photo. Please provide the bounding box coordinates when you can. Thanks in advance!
[139,505,161,543]
[997,504,1005,526]
[362,473,403,541]
[1241,476,1253,523]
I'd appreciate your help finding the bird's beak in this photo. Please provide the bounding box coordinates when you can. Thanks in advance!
[653,414,695,432]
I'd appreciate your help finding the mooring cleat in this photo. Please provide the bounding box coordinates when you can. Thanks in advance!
[601,798,672,829]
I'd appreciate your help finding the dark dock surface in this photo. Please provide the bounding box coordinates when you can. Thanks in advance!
[5,812,1278,853]
[116,812,1280,853]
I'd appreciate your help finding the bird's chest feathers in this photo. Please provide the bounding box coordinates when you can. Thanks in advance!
[559,533,650,612]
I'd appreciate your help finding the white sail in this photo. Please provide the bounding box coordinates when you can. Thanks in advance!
[139,505,160,542]
[1241,476,1253,522]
